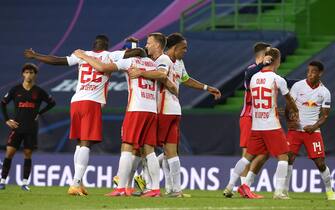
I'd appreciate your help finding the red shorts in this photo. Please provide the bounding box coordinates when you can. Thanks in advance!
[69,100,102,141]
[247,129,289,156]
[239,116,252,147]
[287,130,325,159]
[121,111,157,149]
[157,114,181,146]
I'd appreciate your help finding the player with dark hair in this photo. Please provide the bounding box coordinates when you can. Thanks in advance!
[129,32,221,197]
[23,34,128,196]
[237,42,272,196]
[223,48,299,199]
[0,63,55,191]
[285,60,335,200]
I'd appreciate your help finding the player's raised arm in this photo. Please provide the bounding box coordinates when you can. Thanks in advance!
[73,49,118,73]
[24,48,68,65]
[182,78,221,100]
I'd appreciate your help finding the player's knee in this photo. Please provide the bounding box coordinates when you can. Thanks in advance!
[314,158,326,171]
[164,144,178,158]
[5,148,16,158]
[23,149,33,158]
[277,153,289,161]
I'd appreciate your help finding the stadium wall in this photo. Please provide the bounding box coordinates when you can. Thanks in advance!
[1,112,335,155]
[1,153,334,193]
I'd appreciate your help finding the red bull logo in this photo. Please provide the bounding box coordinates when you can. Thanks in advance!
[302,100,318,107]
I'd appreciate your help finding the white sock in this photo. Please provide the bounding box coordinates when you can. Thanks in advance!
[157,153,164,167]
[127,155,142,188]
[168,156,181,193]
[246,171,256,186]
[142,160,152,190]
[146,152,160,190]
[284,165,293,192]
[22,179,28,185]
[162,156,172,193]
[227,157,250,190]
[240,177,247,185]
[0,179,5,184]
[117,151,133,189]
[74,145,80,165]
[320,166,333,192]
[73,146,90,187]
[275,161,288,192]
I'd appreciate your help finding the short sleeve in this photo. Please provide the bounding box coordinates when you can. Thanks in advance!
[322,88,331,108]
[2,87,15,104]
[180,61,190,83]
[109,50,125,62]
[289,82,299,101]
[156,55,171,71]
[275,75,289,95]
[115,58,132,71]
[66,54,80,66]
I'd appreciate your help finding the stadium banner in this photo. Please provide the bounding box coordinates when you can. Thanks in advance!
[0,153,334,192]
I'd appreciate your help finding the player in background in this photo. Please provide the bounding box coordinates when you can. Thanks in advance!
[223,48,298,199]
[285,61,335,200]
[130,32,221,197]
[0,63,55,191]
[73,47,177,197]
[239,42,271,190]
[23,35,127,196]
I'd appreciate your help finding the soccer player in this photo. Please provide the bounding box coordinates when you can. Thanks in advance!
[239,43,271,189]
[223,48,298,199]
[285,61,335,200]
[72,47,177,197]
[129,32,221,197]
[24,35,125,196]
[0,63,55,191]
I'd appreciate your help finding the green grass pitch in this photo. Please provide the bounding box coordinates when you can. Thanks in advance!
[0,186,334,210]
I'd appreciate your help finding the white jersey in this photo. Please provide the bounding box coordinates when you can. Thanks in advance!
[156,54,182,115]
[115,57,157,113]
[290,79,331,132]
[250,70,289,130]
[67,50,125,104]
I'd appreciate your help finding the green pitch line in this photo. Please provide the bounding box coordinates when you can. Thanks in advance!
[0,186,334,210]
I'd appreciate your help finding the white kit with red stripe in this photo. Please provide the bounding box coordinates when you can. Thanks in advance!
[249,69,289,130]
[155,54,181,115]
[115,57,158,113]
[66,50,124,104]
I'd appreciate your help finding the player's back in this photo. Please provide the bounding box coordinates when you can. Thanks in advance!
[124,57,158,113]
[250,70,289,130]
[68,50,115,104]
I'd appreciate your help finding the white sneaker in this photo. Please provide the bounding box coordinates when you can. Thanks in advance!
[273,191,290,199]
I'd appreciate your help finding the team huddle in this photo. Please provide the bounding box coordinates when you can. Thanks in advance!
[0,33,333,200]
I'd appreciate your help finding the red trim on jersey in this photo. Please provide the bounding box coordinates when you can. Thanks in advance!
[93,50,104,53]
[160,91,166,114]
[260,69,273,73]
[306,80,320,89]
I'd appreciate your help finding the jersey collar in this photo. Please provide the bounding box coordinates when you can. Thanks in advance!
[260,69,272,73]
[306,79,320,89]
